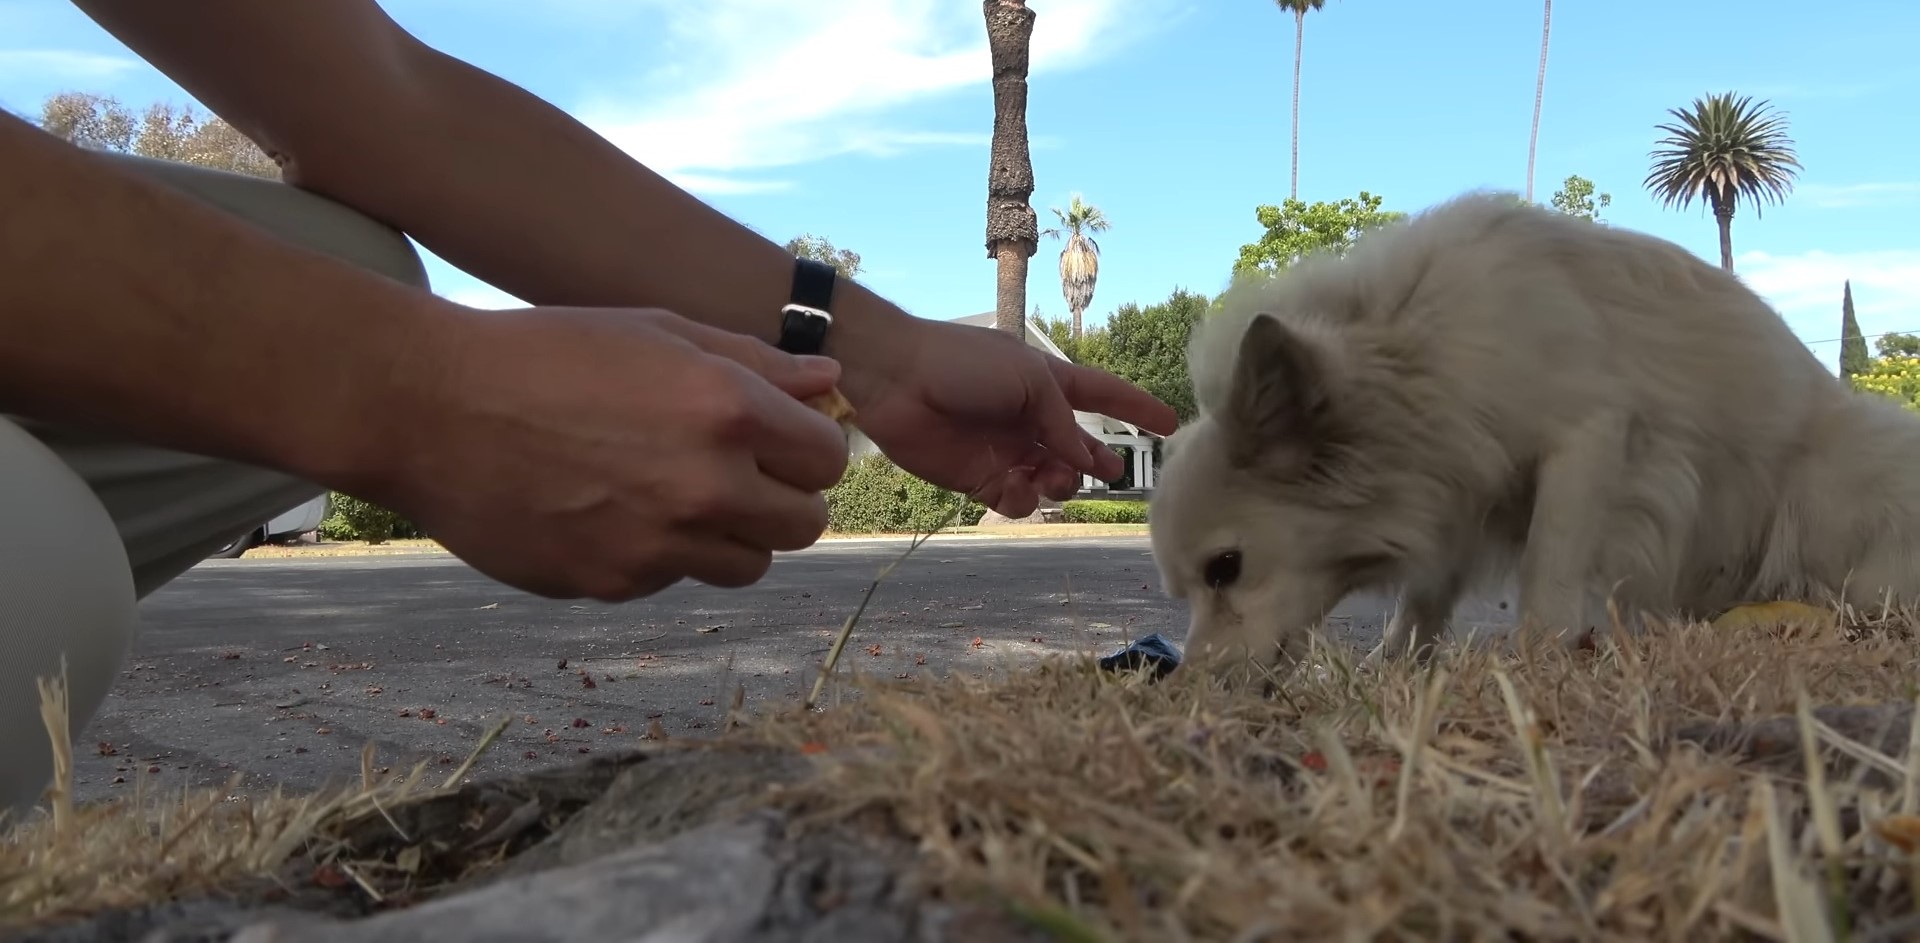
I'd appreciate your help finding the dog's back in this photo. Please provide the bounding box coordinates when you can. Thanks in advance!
[1160,191,1913,664]
[1199,192,1836,467]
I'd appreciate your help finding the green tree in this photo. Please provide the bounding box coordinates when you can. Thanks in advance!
[1036,312,1113,370]
[1232,191,1404,278]
[1042,193,1111,340]
[783,234,864,280]
[1644,92,1802,273]
[983,0,1039,339]
[1525,0,1552,203]
[38,91,282,179]
[1100,288,1210,423]
[1877,333,1920,358]
[1550,174,1611,222]
[1268,0,1332,201]
[1035,312,1076,357]
[1839,280,1870,379]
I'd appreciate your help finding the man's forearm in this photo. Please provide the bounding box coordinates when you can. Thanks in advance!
[0,112,451,486]
[278,45,912,382]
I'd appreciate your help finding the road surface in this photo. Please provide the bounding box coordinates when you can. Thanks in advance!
[71,536,1518,802]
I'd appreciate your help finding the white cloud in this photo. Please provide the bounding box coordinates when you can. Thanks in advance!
[0,49,141,81]
[573,0,1172,195]
[1793,181,1920,209]
[1737,247,1920,370]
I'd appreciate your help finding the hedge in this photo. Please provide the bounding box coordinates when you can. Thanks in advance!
[1061,499,1149,525]
[826,453,984,534]
[317,493,424,544]
[315,455,995,544]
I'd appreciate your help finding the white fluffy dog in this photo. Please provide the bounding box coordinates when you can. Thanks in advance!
[1148,191,1920,678]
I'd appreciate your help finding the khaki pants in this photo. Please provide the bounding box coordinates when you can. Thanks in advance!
[0,153,430,814]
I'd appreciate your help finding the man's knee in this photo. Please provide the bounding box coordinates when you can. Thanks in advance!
[21,152,438,600]
[100,151,431,290]
[0,418,137,815]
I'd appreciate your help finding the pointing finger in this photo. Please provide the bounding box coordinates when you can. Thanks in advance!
[1048,359,1179,437]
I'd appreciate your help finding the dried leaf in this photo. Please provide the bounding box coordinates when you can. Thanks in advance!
[1876,814,1920,852]
[1711,600,1835,632]
[394,844,424,874]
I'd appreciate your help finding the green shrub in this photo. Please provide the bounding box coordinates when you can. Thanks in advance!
[317,492,422,544]
[826,454,983,534]
[1852,354,1920,412]
[1061,499,1149,525]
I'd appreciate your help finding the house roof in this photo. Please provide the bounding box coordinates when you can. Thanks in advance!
[945,311,1154,439]
[949,311,1072,361]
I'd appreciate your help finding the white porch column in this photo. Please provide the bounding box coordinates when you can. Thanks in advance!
[1142,447,1155,490]
[1132,447,1146,490]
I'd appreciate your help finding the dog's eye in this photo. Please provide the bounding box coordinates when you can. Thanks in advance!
[1203,550,1242,589]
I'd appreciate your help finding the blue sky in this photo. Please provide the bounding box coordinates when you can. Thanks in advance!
[4,0,1917,373]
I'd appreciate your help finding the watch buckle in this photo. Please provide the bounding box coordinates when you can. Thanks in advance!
[781,303,834,325]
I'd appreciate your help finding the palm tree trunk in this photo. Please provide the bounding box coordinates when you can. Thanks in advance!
[984,0,1038,338]
[1716,209,1735,272]
[1525,0,1551,203]
[1071,304,1083,341]
[995,246,1031,334]
[1290,8,1305,201]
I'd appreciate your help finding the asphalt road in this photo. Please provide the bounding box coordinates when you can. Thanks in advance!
[74,536,1519,803]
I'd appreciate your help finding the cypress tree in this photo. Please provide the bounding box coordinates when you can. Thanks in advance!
[1840,280,1870,379]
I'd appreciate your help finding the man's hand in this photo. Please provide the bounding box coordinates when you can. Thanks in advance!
[841,318,1180,517]
[375,307,850,601]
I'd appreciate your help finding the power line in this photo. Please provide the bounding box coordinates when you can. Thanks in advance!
[1799,326,1920,348]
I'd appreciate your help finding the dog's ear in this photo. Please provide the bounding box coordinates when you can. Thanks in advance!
[1224,312,1334,471]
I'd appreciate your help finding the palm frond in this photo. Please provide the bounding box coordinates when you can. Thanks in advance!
[1643,91,1802,219]
[1048,193,1112,242]
[1059,233,1101,317]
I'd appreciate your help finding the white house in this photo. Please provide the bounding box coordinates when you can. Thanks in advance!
[844,312,1162,495]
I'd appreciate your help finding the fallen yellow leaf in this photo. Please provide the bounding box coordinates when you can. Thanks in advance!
[1709,601,1836,632]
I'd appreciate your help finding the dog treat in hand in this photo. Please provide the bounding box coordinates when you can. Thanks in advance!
[805,388,858,429]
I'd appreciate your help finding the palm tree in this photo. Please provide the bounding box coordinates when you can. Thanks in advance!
[1272,0,1329,201]
[983,0,1039,338]
[1644,92,1802,273]
[1524,0,1551,203]
[1043,194,1111,340]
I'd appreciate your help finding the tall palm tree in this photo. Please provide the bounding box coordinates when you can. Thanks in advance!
[1043,194,1111,340]
[1524,0,1551,203]
[983,0,1039,338]
[1644,92,1802,273]
[1272,0,1329,201]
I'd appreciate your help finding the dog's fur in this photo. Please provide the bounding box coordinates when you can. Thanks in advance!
[1149,191,1920,678]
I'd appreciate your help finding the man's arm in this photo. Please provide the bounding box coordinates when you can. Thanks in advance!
[68,0,913,395]
[0,110,450,487]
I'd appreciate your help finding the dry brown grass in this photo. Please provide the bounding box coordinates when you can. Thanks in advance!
[0,690,517,930]
[7,607,1920,941]
[747,612,1920,942]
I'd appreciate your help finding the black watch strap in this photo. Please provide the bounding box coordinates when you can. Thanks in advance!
[777,257,836,356]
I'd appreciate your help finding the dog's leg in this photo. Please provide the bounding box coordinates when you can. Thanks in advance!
[1517,410,1631,647]
[1370,565,1470,667]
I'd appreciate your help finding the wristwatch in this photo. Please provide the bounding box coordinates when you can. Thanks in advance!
[777,257,836,356]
